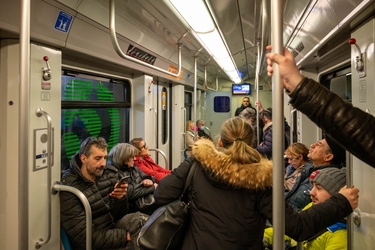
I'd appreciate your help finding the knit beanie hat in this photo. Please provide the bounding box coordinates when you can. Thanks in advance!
[325,135,346,165]
[310,168,346,195]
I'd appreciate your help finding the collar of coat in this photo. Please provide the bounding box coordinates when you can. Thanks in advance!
[192,139,273,190]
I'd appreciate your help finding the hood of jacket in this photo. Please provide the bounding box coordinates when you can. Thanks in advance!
[192,139,273,190]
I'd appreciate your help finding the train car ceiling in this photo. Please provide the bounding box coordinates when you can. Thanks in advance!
[0,0,371,84]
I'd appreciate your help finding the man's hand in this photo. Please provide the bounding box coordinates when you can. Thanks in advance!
[265,45,303,93]
[339,185,359,209]
[110,183,128,199]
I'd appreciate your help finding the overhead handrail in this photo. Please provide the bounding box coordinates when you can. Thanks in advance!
[204,58,218,91]
[149,148,169,170]
[35,108,53,249]
[109,0,183,77]
[290,109,297,145]
[52,182,92,250]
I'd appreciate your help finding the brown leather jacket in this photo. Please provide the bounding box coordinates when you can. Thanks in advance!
[288,77,375,167]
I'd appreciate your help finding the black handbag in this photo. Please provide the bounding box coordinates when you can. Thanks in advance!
[137,162,197,250]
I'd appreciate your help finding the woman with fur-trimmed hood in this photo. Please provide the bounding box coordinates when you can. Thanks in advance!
[154,117,358,249]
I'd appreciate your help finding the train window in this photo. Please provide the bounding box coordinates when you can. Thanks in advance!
[61,73,131,170]
[320,66,352,102]
[184,92,192,120]
[213,96,230,112]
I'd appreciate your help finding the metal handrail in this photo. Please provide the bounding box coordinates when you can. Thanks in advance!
[35,108,53,249]
[52,182,92,250]
[109,0,183,77]
[149,148,169,170]
[271,0,285,249]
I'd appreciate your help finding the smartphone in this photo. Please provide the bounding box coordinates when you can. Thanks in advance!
[115,176,130,188]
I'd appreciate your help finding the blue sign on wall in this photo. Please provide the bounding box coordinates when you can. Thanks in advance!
[54,11,73,33]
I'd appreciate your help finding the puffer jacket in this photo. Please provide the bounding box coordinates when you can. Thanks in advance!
[289,77,375,167]
[60,153,129,249]
[115,163,156,201]
[256,122,273,159]
[154,139,353,250]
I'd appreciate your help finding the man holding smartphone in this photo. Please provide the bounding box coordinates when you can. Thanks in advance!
[60,137,148,250]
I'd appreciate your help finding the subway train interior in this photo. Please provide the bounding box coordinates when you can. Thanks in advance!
[1,0,374,249]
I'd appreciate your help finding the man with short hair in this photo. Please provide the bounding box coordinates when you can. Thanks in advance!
[60,137,147,249]
[285,135,346,211]
[196,119,212,140]
[235,96,256,116]
[264,167,350,249]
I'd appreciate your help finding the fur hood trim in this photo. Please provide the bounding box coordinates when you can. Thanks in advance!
[192,139,273,189]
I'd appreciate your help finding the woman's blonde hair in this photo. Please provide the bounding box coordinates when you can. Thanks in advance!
[220,117,261,164]
[185,120,195,131]
[284,142,309,161]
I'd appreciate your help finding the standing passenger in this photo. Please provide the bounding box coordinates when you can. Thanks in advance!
[265,45,375,167]
[130,138,172,182]
[154,117,359,249]
[235,96,256,116]
[60,137,147,249]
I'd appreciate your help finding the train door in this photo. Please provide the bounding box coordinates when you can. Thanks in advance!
[351,18,375,249]
[0,41,61,249]
[205,91,232,140]
[154,81,170,169]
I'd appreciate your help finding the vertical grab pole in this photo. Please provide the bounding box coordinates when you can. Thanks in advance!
[255,42,261,146]
[271,0,285,249]
[19,0,31,248]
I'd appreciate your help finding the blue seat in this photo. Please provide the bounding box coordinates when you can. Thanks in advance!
[61,226,72,250]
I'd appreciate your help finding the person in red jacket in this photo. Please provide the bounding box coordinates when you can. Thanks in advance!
[130,138,172,182]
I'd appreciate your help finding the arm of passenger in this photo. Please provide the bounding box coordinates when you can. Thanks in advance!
[289,78,375,167]
[154,158,193,205]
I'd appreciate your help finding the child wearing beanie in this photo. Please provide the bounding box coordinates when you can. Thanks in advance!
[264,168,348,249]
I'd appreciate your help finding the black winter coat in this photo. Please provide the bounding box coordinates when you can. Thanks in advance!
[60,153,129,249]
[154,139,353,250]
[289,77,375,167]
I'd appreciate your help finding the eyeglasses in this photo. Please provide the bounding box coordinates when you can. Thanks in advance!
[140,143,147,149]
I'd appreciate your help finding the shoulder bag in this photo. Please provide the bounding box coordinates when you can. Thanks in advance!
[137,161,197,250]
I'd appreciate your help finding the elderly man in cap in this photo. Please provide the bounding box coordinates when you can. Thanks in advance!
[264,167,351,249]
[285,135,346,211]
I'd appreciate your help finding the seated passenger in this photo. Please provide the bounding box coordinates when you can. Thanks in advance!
[284,142,310,191]
[264,167,348,249]
[108,143,158,215]
[60,137,148,249]
[196,119,213,140]
[130,137,172,182]
[285,136,346,211]
[184,120,196,158]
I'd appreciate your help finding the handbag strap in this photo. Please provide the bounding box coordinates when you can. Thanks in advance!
[182,160,197,195]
